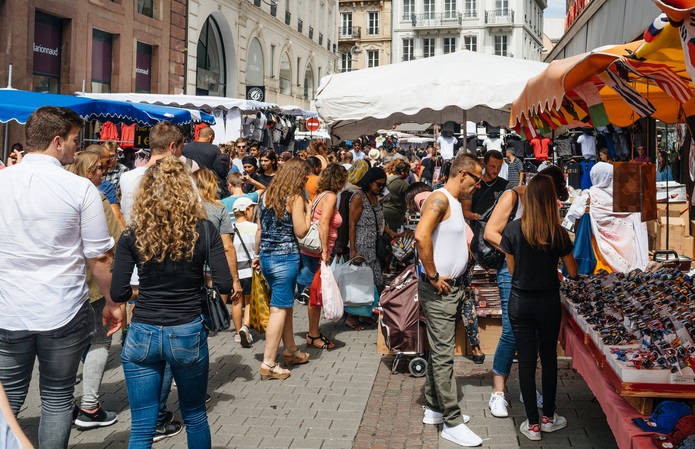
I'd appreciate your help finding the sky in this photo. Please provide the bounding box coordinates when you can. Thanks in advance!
[545,0,566,18]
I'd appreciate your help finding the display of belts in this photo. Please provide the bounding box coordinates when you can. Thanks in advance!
[561,266,695,392]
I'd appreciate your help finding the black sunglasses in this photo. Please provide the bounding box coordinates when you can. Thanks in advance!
[464,171,481,185]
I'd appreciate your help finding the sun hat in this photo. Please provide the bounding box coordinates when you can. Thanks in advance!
[368,149,381,160]
[633,401,692,435]
[232,197,258,213]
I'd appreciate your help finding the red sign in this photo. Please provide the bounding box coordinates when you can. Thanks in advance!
[306,117,320,131]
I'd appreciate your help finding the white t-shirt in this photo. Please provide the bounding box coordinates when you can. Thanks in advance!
[351,149,366,160]
[483,137,503,152]
[437,136,457,160]
[577,134,597,160]
[0,154,114,331]
[119,166,148,222]
[233,221,258,280]
[499,162,509,181]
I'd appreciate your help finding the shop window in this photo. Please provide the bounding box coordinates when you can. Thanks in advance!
[33,11,62,93]
[91,29,113,93]
[196,16,226,96]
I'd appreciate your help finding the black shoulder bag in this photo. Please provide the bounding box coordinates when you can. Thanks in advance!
[469,189,519,271]
[201,221,232,335]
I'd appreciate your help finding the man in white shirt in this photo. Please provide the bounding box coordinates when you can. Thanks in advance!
[350,141,366,160]
[414,154,483,447]
[0,106,122,449]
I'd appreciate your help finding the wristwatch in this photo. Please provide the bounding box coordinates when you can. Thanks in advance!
[428,272,440,282]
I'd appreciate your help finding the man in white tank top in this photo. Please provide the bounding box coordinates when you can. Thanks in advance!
[414,154,484,447]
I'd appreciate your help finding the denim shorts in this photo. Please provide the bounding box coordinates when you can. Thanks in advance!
[260,252,300,309]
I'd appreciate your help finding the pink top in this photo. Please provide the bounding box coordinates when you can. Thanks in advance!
[300,193,343,257]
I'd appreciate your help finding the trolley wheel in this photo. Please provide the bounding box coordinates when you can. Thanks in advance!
[409,357,427,377]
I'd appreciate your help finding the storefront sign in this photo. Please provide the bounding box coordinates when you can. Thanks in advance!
[33,13,61,76]
[246,86,265,102]
[196,68,218,91]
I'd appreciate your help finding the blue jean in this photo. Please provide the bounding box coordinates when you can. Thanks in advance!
[297,253,320,293]
[0,301,95,449]
[260,253,301,309]
[122,317,210,449]
[492,261,516,377]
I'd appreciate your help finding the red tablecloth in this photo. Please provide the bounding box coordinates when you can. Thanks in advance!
[560,311,654,449]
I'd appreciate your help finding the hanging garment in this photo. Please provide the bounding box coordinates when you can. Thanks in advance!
[225,109,242,142]
[579,160,595,190]
[100,121,119,142]
[121,123,136,149]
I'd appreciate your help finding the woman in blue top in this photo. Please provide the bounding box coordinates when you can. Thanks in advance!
[253,159,313,380]
[656,150,673,182]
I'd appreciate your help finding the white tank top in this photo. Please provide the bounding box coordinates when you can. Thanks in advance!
[513,189,523,220]
[431,187,469,279]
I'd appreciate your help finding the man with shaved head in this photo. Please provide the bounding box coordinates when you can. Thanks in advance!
[182,125,228,196]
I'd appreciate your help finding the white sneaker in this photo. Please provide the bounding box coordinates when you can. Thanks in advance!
[234,333,241,343]
[519,420,541,441]
[422,406,470,425]
[239,325,252,348]
[519,390,544,408]
[488,393,509,418]
[441,423,483,447]
[540,413,567,433]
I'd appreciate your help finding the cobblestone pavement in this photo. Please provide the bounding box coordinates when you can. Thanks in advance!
[16,306,618,449]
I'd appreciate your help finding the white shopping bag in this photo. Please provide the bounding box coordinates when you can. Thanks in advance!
[320,261,344,322]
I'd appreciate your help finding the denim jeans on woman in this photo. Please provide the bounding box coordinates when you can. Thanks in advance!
[296,253,320,294]
[492,261,515,377]
[122,317,210,449]
[260,253,301,309]
[0,301,95,449]
[509,288,561,425]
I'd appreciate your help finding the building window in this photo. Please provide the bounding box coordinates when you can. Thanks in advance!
[494,35,508,56]
[495,0,508,13]
[367,12,379,35]
[137,0,154,18]
[464,35,477,51]
[341,13,352,37]
[196,16,226,96]
[403,39,414,61]
[280,52,291,94]
[444,0,456,18]
[423,0,434,19]
[135,42,152,93]
[367,50,379,68]
[304,64,314,99]
[91,29,113,93]
[33,11,62,93]
[464,0,476,17]
[443,37,455,54]
[403,0,414,19]
[423,38,435,58]
[340,52,352,72]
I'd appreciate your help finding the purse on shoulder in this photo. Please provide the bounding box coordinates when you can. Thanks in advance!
[297,192,330,254]
[201,221,232,335]
[469,189,519,271]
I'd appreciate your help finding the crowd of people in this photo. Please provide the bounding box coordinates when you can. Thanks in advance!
[0,108,593,449]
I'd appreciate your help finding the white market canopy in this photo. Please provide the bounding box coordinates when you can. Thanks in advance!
[76,92,278,113]
[315,50,548,140]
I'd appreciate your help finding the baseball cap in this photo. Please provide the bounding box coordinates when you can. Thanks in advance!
[633,401,692,435]
[232,197,257,213]
[672,416,695,446]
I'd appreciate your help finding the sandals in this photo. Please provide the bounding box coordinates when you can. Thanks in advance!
[281,348,311,366]
[358,316,377,327]
[345,316,364,331]
[260,362,291,381]
[306,333,335,350]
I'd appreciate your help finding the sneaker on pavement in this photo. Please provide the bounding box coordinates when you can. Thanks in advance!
[239,325,252,348]
[296,288,309,305]
[234,333,241,343]
[153,420,183,442]
[488,393,509,418]
[540,413,567,433]
[441,423,483,447]
[422,406,470,425]
[519,420,541,441]
[519,390,544,408]
[74,405,118,429]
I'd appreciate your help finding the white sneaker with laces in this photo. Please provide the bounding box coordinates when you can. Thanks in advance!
[488,393,509,418]
[441,423,483,447]
[519,420,541,441]
[540,413,567,433]
[422,406,470,425]
[234,333,241,343]
[519,390,544,408]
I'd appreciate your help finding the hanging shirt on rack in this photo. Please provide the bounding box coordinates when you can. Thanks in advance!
[577,133,597,160]
[120,123,136,149]
[100,121,119,142]
[579,160,595,190]
[563,160,582,190]
[529,137,552,162]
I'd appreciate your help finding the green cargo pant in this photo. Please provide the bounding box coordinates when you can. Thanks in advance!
[418,279,465,426]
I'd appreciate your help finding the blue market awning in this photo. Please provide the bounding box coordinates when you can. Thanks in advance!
[0,89,215,126]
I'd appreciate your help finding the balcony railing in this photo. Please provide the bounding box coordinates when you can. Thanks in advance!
[463,10,477,18]
[339,26,361,39]
[309,26,313,39]
[298,18,303,33]
[408,12,462,28]
[285,10,291,25]
[485,9,514,24]
[318,32,323,45]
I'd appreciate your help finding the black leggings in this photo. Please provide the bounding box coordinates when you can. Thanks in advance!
[509,288,561,424]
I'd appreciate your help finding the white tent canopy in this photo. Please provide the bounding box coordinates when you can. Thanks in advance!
[314,50,548,140]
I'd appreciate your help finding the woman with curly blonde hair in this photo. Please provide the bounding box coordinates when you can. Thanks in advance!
[111,156,232,449]
[252,158,312,380]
